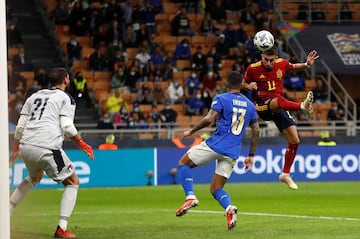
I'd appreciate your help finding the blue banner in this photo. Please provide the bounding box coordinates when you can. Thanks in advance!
[227,145,360,182]
[156,145,360,184]
[9,145,360,189]
[10,149,155,189]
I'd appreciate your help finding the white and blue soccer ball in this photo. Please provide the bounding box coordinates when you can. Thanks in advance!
[253,30,274,52]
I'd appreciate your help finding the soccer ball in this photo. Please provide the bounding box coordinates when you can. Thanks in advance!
[253,30,274,51]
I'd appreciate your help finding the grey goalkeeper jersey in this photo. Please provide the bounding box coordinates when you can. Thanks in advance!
[20,88,76,150]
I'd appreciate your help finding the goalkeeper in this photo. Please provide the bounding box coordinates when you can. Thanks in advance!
[9,67,94,238]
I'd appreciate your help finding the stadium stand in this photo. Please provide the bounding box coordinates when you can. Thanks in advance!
[19,0,354,137]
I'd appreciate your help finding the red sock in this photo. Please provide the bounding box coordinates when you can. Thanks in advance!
[283,143,298,173]
[277,96,301,111]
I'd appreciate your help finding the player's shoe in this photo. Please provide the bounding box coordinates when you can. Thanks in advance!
[302,91,314,113]
[54,225,77,238]
[175,198,199,217]
[279,173,298,190]
[226,205,238,231]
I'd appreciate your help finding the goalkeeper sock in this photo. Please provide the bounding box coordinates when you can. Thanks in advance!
[10,176,35,215]
[179,165,195,198]
[59,185,79,230]
[213,188,231,210]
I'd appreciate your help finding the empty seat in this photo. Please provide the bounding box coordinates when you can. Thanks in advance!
[72,60,88,71]
[93,80,110,94]
[82,47,94,60]
[155,13,169,23]
[163,3,180,14]
[206,36,218,47]
[126,48,139,60]
[94,71,111,81]
[176,60,191,70]
[191,36,206,47]
[19,71,35,89]
[176,115,191,128]
[305,79,316,91]
[139,104,153,113]
[95,89,111,102]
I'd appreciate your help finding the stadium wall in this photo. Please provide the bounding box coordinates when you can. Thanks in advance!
[9,146,360,189]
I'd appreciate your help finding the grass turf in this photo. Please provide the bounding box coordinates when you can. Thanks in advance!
[10,181,360,239]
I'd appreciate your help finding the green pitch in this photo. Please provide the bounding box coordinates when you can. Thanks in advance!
[10,181,360,239]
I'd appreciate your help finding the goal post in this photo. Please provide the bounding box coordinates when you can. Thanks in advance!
[0,0,11,237]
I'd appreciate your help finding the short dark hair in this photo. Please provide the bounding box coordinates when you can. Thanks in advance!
[262,46,278,56]
[48,67,68,86]
[227,71,243,87]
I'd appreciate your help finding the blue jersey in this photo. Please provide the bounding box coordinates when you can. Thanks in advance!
[206,92,258,159]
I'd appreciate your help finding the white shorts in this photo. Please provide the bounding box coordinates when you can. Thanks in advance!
[19,144,74,183]
[187,141,235,179]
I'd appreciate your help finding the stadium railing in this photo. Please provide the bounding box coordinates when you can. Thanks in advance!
[70,120,354,140]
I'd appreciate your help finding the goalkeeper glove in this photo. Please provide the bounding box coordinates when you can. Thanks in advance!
[9,142,19,168]
[76,139,94,160]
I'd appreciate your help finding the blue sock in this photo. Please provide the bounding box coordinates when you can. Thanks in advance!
[213,189,231,209]
[179,165,195,197]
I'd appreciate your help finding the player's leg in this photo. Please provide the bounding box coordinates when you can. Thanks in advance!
[10,171,43,214]
[270,93,313,113]
[280,125,300,190]
[273,111,299,190]
[10,144,45,214]
[211,158,237,230]
[178,153,197,198]
[54,173,79,238]
[176,142,215,216]
[176,153,199,216]
[270,96,301,112]
[45,149,78,238]
[257,97,301,115]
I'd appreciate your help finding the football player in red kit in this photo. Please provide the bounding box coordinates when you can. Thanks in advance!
[242,46,319,189]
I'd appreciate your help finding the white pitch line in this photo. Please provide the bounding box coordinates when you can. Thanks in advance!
[16,209,360,221]
[191,210,360,221]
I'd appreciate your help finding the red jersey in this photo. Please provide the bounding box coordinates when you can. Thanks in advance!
[244,58,294,102]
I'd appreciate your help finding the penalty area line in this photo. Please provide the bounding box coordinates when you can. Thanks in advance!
[191,210,360,221]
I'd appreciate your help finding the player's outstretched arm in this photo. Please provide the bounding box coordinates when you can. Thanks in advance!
[293,50,319,70]
[179,109,218,140]
[306,50,319,65]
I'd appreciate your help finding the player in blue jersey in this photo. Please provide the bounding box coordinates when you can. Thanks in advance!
[175,71,260,231]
